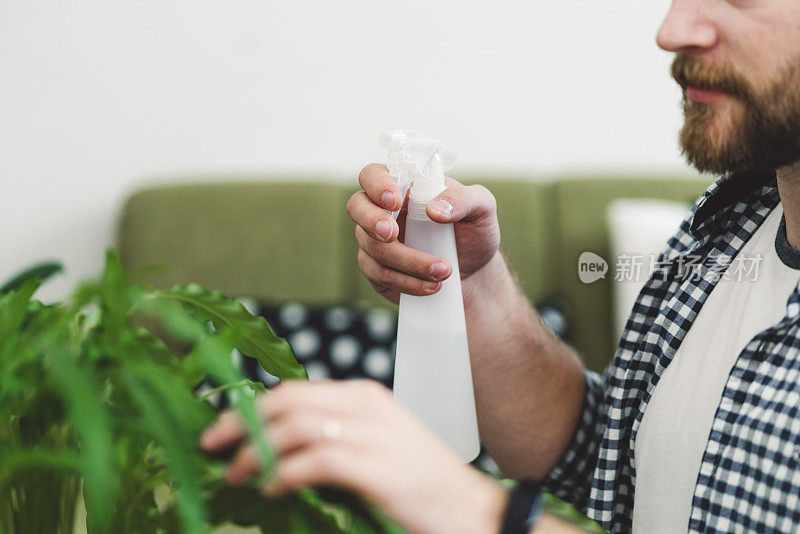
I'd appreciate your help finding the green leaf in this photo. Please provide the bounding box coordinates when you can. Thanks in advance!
[99,250,134,338]
[301,487,406,534]
[153,284,307,380]
[0,261,63,294]
[206,486,358,534]
[206,486,295,532]
[133,293,208,344]
[544,493,609,533]
[51,351,119,534]
[0,277,40,351]
[120,361,210,534]
[1,250,403,534]
[295,488,352,532]
[198,379,266,401]
[189,334,275,482]
[0,446,80,486]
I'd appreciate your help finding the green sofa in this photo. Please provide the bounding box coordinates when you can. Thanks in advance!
[118,175,709,373]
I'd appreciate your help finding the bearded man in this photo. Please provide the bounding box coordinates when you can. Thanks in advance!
[201,1,800,532]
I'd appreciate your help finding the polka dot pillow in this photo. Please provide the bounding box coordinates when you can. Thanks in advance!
[238,299,567,390]
[239,302,399,388]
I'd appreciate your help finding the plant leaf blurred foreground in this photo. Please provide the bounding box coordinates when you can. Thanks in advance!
[0,251,404,534]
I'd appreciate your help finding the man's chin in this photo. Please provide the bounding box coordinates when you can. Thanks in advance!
[680,135,739,175]
[680,104,747,175]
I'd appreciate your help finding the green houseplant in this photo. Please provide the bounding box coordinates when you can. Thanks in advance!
[0,252,402,533]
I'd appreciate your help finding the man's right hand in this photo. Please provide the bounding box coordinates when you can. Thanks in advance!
[349,163,586,484]
[347,163,502,304]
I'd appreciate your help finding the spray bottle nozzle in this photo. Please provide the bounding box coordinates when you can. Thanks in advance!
[379,130,409,151]
[379,129,457,218]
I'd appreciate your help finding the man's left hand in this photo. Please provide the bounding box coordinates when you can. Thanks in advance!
[200,379,508,534]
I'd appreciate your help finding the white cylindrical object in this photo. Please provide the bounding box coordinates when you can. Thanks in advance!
[393,200,481,462]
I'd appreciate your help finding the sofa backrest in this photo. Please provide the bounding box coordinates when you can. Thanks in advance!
[119,181,353,303]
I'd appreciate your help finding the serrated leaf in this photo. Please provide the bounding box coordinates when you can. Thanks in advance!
[154,284,306,380]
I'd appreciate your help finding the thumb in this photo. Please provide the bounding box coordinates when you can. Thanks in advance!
[426,183,497,224]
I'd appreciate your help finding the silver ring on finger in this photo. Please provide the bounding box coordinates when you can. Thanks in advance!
[321,417,343,442]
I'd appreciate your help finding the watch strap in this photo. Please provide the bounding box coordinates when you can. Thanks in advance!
[499,479,545,534]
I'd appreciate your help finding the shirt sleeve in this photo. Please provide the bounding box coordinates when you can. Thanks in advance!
[538,368,606,513]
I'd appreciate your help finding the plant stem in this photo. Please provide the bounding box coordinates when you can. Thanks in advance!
[199,380,251,400]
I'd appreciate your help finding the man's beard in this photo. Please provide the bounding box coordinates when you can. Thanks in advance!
[671,54,800,176]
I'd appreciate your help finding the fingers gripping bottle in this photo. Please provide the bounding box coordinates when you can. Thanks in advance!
[380,129,480,462]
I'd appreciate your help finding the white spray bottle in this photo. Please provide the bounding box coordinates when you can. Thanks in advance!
[381,129,480,462]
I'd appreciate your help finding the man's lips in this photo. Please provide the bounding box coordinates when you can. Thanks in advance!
[686,86,731,103]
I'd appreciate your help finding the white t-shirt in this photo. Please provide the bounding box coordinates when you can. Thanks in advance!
[632,203,800,533]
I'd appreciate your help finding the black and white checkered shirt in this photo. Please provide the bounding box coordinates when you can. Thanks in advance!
[542,170,800,533]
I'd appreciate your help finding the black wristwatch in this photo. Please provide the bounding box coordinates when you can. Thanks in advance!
[499,480,545,534]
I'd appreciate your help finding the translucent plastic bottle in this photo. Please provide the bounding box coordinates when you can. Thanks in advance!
[382,130,480,462]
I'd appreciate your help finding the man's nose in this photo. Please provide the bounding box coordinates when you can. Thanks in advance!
[656,0,718,53]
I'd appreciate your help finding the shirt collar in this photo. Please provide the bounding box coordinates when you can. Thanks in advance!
[689,169,778,239]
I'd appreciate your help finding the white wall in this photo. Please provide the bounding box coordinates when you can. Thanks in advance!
[0,0,694,301]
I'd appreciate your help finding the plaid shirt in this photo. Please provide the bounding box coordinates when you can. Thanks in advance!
[542,170,800,533]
